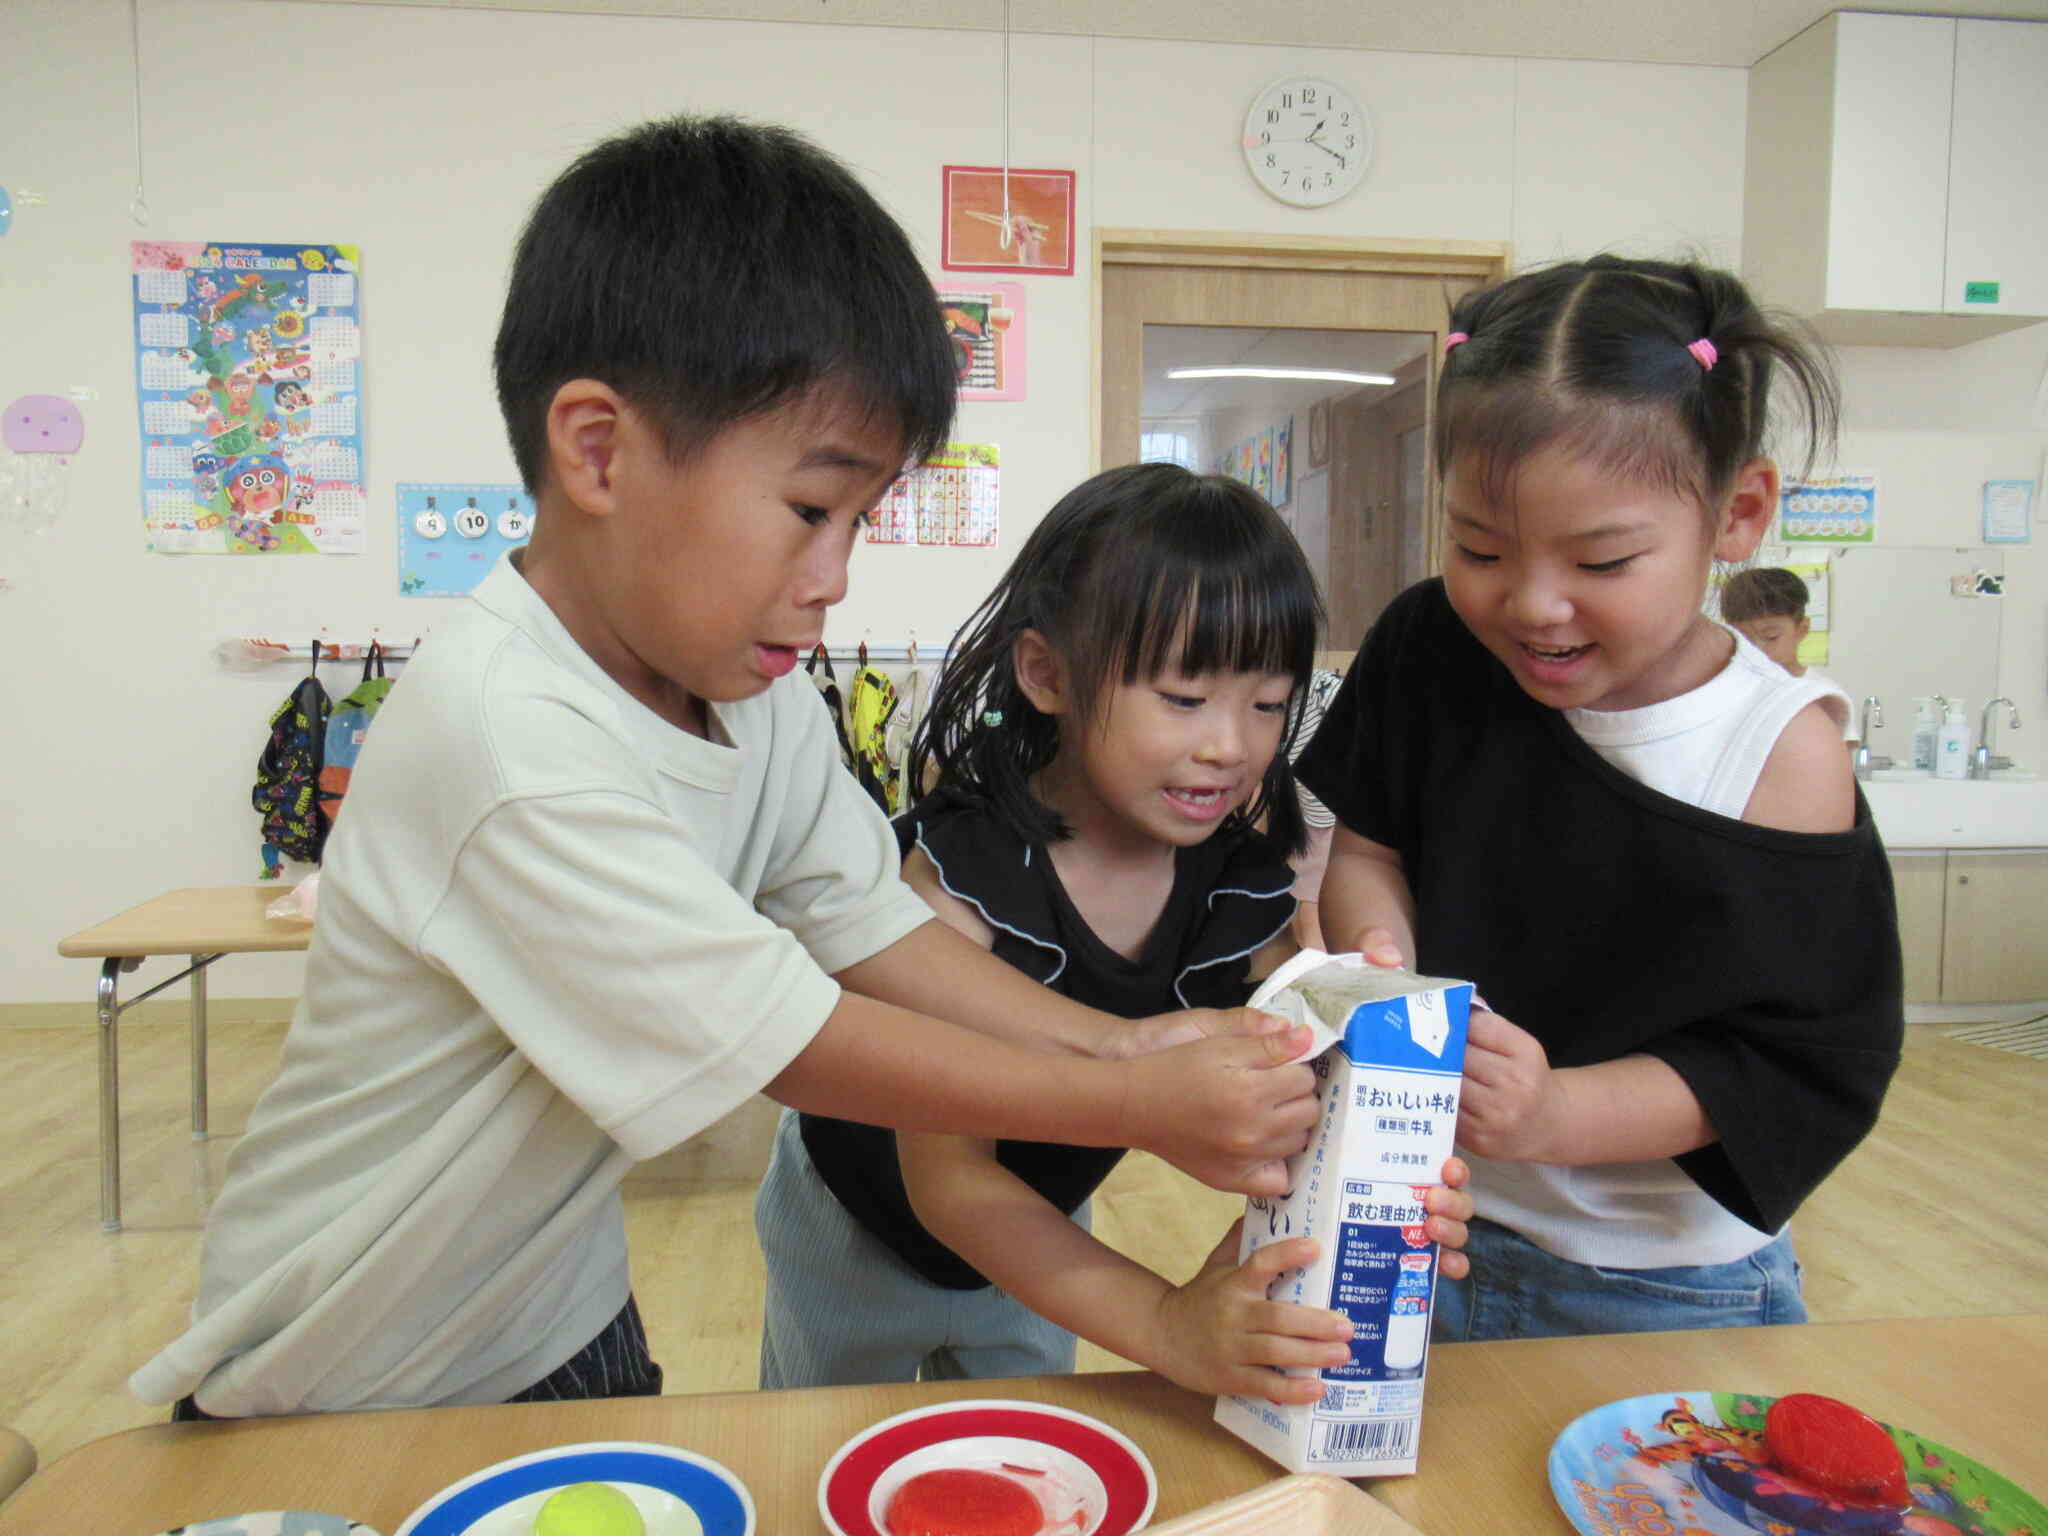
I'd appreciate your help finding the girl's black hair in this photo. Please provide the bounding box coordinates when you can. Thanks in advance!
[1435,254,1839,519]
[1719,566,1811,624]
[913,463,1323,853]
[494,114,957,491]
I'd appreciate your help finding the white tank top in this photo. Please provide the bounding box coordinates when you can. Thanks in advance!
[1470,624,1851,1269]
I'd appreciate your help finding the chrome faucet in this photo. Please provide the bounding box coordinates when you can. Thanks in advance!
[1971,697,2020,778]
[1853,696,1892,779]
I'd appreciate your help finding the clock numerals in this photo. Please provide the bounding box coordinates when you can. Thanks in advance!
[1243,75,1372,207]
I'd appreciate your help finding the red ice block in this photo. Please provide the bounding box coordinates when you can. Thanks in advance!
[885,1467,1044,1536]
[1764,1393,1911,1506]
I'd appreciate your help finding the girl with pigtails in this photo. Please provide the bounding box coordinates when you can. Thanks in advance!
[1301,255,1903,1341]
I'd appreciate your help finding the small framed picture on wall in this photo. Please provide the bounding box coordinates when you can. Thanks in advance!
[941,166,1076,276]
[1306,400,1332,469]
[938,283,1027,401]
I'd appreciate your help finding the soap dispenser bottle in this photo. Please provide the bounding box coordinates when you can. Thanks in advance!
[1910,697,1941,772]
[1934,698,1971,780]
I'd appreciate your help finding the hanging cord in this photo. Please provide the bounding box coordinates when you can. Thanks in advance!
[999,0,1012,248]
[126,0,149,225]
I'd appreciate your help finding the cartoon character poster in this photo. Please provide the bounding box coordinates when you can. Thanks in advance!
[131,241,366,554]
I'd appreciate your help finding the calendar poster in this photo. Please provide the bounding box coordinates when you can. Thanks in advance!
[132,240,366,554]
[866,442,999,547]
[398,482,532,596]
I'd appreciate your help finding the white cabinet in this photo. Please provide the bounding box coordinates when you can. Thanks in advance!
[1946,20,2048,322]
[1888,849,2048,1005]
[1746,13,2048,347]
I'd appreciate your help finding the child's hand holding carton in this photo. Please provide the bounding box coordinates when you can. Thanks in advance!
[1214,950,1474,1477]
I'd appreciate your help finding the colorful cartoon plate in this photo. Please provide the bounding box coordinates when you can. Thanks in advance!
[150,1517,380,1536]
[818,1400,1157,1536]
[393,1441,753,1536]
[1547,1390,2048,1536]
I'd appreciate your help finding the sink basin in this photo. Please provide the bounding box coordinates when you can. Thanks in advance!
[1865,766,2038,784]
[1859,771,2048,847]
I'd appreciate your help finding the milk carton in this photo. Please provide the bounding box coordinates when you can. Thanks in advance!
[1213,949,1472,1477]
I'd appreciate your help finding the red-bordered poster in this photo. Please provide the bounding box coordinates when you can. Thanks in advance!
[941,166,1075,276]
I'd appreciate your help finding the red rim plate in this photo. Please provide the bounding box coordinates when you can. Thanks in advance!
[818,1400,1157,1536]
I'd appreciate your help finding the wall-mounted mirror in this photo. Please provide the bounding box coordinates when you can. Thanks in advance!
[1789,546,2005,751]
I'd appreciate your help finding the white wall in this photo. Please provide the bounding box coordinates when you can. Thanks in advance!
[0,0,1828,1003]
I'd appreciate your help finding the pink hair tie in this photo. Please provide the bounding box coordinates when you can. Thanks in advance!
[1686,337,1718,371]
[1443,331,1470,355]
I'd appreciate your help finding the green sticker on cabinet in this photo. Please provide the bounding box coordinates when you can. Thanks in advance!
[1963,281,2001,304]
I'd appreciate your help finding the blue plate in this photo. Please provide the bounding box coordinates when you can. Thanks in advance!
[1547,1390,2048,1536]
[394,1442,753,1536]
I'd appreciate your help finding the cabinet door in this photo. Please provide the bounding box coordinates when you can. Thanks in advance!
[1888,852,1947,1004]
[1825,13,1953,314]
[1945,20,2048,317]
[1941,850,2048,1003]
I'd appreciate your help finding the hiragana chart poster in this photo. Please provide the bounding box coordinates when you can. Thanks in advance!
[1778,469,1877,544]
[398,482,532,596]
[866,442,999,547]
[131,240,366,554]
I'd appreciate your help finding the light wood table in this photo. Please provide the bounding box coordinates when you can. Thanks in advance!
[4,1314,2040,1534]
[57,886,312,1232]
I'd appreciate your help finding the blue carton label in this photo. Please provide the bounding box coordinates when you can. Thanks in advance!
[1336,988,1471,1075]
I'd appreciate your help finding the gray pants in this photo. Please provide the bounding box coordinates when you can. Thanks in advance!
[754,1108,1082,1389]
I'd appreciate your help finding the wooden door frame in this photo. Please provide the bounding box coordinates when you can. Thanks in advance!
[1091,229,1512,576]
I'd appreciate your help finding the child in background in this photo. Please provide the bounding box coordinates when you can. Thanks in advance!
[757,464,1473,1401]
[133,118,1323,1421]
[1721,566,1857,742]
[1300,255,1903,1342]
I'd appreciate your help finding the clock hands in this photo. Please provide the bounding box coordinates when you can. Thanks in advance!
[1301,118,1348,167]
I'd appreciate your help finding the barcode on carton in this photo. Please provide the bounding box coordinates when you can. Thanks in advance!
[1311,1417,1416,1463]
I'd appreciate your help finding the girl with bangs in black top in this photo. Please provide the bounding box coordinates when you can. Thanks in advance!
[755,462,1474,1400]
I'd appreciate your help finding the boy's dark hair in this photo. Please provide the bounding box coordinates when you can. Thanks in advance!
[1435,254,1839,519]
[1721,566,1810,624]
[912,462,1323,854]
[494,115,957,492]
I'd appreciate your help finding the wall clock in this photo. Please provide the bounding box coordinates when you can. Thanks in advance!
[1242,75,1372,207]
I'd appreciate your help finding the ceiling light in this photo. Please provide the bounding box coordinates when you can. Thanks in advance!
[1166,366,1396,385]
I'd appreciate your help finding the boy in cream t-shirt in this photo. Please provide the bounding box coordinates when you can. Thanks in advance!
[133,115,1325,1420]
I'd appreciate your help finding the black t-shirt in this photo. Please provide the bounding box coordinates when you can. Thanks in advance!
[1294,579,1904,1235]
[798,784,1296,1290]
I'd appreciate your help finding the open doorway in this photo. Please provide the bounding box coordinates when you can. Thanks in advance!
[1096,232,1510,652]
[1138,324,1432,649]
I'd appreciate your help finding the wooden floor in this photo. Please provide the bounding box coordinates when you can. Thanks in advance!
[3,1015,2044,1476]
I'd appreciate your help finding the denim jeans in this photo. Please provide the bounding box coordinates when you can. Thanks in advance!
[1432,1217,1807,1342]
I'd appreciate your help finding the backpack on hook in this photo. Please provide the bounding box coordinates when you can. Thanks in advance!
[252,642,332,878]
[317,641,397,829]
